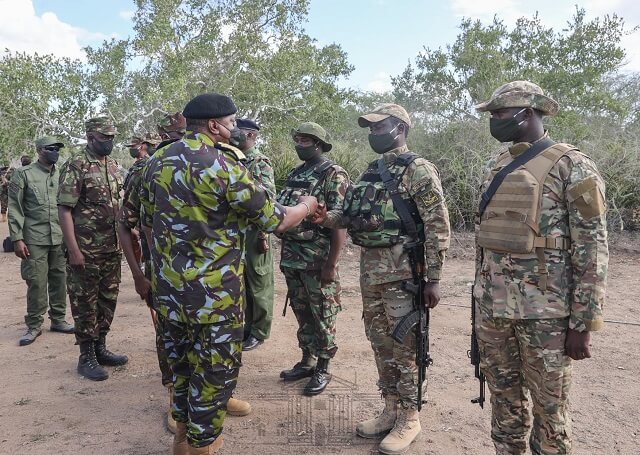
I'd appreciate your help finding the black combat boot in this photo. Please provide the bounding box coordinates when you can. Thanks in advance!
[303,357,331,396]
[280,351,317,381]
[95,334,129,366]
[78,341,109,381]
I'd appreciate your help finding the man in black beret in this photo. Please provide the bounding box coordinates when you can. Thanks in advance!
[139,93,318,454]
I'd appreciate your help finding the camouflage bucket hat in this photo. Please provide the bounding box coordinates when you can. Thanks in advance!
[291,122,332,152]
[35,135,64,148]
[157,112,187,133]
[85,116,117,135]
[358,103,412,128]
[475,81,560,116]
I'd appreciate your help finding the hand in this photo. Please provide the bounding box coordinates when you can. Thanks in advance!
[69,249,85,269]
[257,237,269,254]
[298,195,318,216]
[565,328,591,361]
[422,281,441,309]
[321,262,337,286]
[311,203,327,224]
[133,274,151,300]
[14,240,30,259]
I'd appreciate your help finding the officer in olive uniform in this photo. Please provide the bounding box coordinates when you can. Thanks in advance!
[8,136,74,346]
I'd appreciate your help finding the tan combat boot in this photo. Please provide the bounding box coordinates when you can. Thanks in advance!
[356,394,398,438]
[226,397,251,416]
[166,385,177,434]
[172,422,189,455]
[188,437,223,454]
[378,407,421,454]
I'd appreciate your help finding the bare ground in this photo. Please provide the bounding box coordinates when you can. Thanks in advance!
[0,223,638,455]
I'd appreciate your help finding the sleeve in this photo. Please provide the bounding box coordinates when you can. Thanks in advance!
[323,166,349,212]
[409,160,451,281]
[474,158,497,276]
[7,170,26,242]
[252,157,277,200]
[565,157,608,332]
[119,170,142,230]
[57,160,82,208]
[226,157,285,233]
[139,161,155,229]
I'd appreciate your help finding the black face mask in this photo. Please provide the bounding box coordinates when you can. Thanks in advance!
[92,138,114,156]
[41,148,60,164]
[489,108,526,142]
[229,129,247,148]
[295,144,319,161]
[147,145,157,156]
[368,125,400,154]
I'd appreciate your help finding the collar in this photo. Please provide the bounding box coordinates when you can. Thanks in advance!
[509,131,549,157]
[382,144,410,163]
[184,131,215,147]
[243,146,257,158]
[35,160,56,174]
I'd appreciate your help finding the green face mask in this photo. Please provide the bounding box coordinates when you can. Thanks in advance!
[295,144,319,161]
[368,125,399,154]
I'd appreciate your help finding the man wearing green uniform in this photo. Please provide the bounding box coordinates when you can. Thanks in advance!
[58,116,128,381]
[276,122,349,396]
[8,136,74,346]
[140,93,317,454]
[234,118,276,351]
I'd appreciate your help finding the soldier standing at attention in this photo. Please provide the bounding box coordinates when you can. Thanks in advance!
[233,118,277,351]
[312,104,450,454]
[140,93,317,455]
[473,81,609,455]
[277,122,349,396]
[58,116,128,381]
[8,136,74,346]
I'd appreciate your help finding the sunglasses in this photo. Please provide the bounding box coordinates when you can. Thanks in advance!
[44,145,60,152]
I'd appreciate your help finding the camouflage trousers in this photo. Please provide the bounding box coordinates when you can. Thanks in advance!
[362,280,423,409]
[477,312,572,455]
[67,252,121,343]
[281,267,341,360]
[145,261,172,386]
[164,318,243,448]
[0,188,7,214]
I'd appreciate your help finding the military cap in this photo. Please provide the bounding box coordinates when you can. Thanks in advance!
[475,80,559,116]
[126,133,161,147]
[358,103,412,128]
[237,118,260,131]
[85,116,117,135]
[183,93,237,119]
[291,122,332,153]
[157,112,187,132]
[35,136,65,149]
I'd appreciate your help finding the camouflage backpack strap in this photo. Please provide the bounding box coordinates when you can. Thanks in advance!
[308,159,338,199]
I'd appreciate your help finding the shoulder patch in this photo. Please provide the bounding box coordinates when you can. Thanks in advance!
[216,143,246,161]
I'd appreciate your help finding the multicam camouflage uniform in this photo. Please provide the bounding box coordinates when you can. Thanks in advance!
[57,119,123,344]
[140,131,284,448]
[277,152,349,362]
[474,81,609,455]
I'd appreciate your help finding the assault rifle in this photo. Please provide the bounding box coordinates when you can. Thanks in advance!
[469,293,485,408]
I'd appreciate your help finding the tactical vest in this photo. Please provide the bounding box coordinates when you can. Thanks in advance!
[477,143,577,289]
[276,159,335,241]
[345,153,423,247]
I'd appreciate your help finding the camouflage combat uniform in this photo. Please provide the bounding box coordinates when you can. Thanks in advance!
[1,167,14,215]
[58,145,123,343]
[277,156,349,361]
[243,146,277,341]
[324,144,450,409]
[140,132,284,448]
[474,81,609,455]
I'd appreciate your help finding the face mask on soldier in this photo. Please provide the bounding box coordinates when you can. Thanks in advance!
[368,124,400,154]
[229,129,247,148]
[129,146,141,159]
[295,143,319,161]
[41,146,60,164]
[489,108,527,143]
[91,136,114,156]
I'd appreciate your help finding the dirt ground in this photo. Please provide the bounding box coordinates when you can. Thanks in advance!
[0,221,638,455]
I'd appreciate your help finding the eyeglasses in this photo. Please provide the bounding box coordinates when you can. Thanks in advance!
[44,146,60,152]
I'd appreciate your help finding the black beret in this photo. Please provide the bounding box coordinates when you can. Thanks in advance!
[236,118,260,131]
[183,93,237,119]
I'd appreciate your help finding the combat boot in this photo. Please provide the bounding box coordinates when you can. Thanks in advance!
[77,341,109,381]
[280,351,317,381]
[172,422,188,455]
[303,357,331,396]
[356,394,398,438]
[166,384,177,434]
[378,407,421,454]
[18,327,42,346]
[188,437,223,454]
[95,334,129,366]
[226,397,251,416]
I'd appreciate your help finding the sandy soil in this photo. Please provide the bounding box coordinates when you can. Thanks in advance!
[0,222,638,455]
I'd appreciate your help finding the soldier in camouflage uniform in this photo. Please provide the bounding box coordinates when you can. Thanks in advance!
[139,93,317,455]
[157,111,187,145]
[313,104,451,454]
[473,81,609,455]
[58,116,128,382]
[277,122,349,396]
[1,164,9,222]
[234,118,277,351]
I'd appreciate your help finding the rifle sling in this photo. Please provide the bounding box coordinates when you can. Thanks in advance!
[377,156,419,240]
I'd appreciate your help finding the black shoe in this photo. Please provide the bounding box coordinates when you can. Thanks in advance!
[78,341,109,381]
[303,358,331,396]
[95,335,129,366]
[280,352,317,381]
[242,335,264,351]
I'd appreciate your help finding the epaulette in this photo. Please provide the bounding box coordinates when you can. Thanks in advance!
[216,142,246,161]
